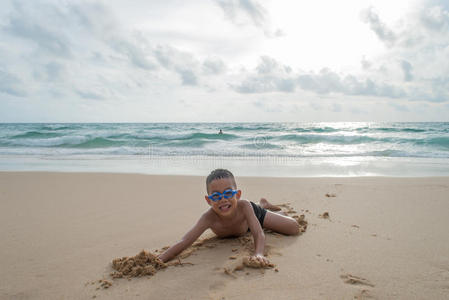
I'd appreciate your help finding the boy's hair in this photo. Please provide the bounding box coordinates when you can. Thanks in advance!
[206,169,236,192]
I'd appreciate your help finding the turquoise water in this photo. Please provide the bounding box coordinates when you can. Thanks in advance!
[1,122,448,158]
[0,122,448,176]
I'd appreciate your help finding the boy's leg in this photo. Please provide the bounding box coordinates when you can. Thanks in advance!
[259,198,299,235]
[263,211,299,235]
[259,198,287,216]
[259,198,282,212]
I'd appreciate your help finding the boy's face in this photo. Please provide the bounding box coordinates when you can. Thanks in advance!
[205,177,241,217]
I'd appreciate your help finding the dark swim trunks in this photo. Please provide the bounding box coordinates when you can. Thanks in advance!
[250,201,267,227]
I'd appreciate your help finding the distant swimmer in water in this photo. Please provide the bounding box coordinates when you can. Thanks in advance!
[218,129,223,134]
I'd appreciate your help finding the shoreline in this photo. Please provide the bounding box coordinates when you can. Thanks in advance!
[2,170,449,179]
[2,154,449,177]
[1,172,448,299]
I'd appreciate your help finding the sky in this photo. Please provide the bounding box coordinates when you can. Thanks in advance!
[0,0,448,122]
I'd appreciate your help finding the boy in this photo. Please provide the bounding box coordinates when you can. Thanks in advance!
[158,169,300,266]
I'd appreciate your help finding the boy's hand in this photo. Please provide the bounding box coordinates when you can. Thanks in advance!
[249,254,272,267]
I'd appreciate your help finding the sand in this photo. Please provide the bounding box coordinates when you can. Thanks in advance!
[0,172,449,299]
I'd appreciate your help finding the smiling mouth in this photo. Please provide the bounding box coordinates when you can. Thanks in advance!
[219,204,232,211]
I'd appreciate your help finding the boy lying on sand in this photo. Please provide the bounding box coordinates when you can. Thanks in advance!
[158,169,300,266]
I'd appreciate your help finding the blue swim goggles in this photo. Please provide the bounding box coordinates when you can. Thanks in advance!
[207,189,237,202]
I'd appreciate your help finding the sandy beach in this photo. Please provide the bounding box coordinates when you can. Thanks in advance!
[1,172,448,299]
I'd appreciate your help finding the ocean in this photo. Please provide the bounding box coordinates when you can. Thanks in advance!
[1,122,448,177]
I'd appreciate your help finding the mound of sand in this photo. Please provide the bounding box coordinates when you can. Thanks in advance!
[110,250,167,279]
[292,214,308,232]
[242,256,275,268]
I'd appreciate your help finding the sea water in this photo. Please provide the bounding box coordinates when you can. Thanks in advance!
[0,122,448,176]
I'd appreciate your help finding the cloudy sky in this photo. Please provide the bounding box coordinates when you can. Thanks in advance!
[0,0,448,122]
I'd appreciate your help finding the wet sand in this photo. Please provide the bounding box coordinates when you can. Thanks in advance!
[0,172,448,299]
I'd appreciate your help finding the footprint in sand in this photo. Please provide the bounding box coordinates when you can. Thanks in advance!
[318,212,330,219]
[354,289,375,299]
[340,274,375,287]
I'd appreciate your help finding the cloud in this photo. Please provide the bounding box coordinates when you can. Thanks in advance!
[232,58,409,99]
[75,89,105,100]
[4,1,72,57]
[354,3,449,102]
[361,56,371,70]
[297,69,343,95]
[0,69,27,97]
[237,0,267,27]
[420,5,449,32]
[215,0,267,27]
[361,3,449,50]
[400,60,413,82]
[389,102,410,112]
[331,102,342,112]
[256,56,291,74]
[233,76,295,93]
[1,0,214,99]
[31,61,67,82]
[203,57,226,75]
[178,69,197,86]
[231,56,296,93]
[214,0,281,37]
[108,37,157,70]
[298,70,406,98]
[320,1,449,102]
[360,7,397,47]
[154,45,200,86]
[45,62,65,80]
[66,2,157,71]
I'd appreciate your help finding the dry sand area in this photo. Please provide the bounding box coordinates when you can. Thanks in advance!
[1,172,449,299]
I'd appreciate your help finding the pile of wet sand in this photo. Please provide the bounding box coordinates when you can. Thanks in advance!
[110,250,167,279]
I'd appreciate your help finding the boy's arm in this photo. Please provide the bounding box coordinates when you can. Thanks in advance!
[158,212,210,263]
[243,201,265,256]
[242,200,271,266]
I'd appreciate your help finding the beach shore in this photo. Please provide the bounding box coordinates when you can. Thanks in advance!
[1,172,448,299]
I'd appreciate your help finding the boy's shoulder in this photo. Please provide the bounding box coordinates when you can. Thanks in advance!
[202,208,216,220]
[237,199,252,207]
[237,199,254,215]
